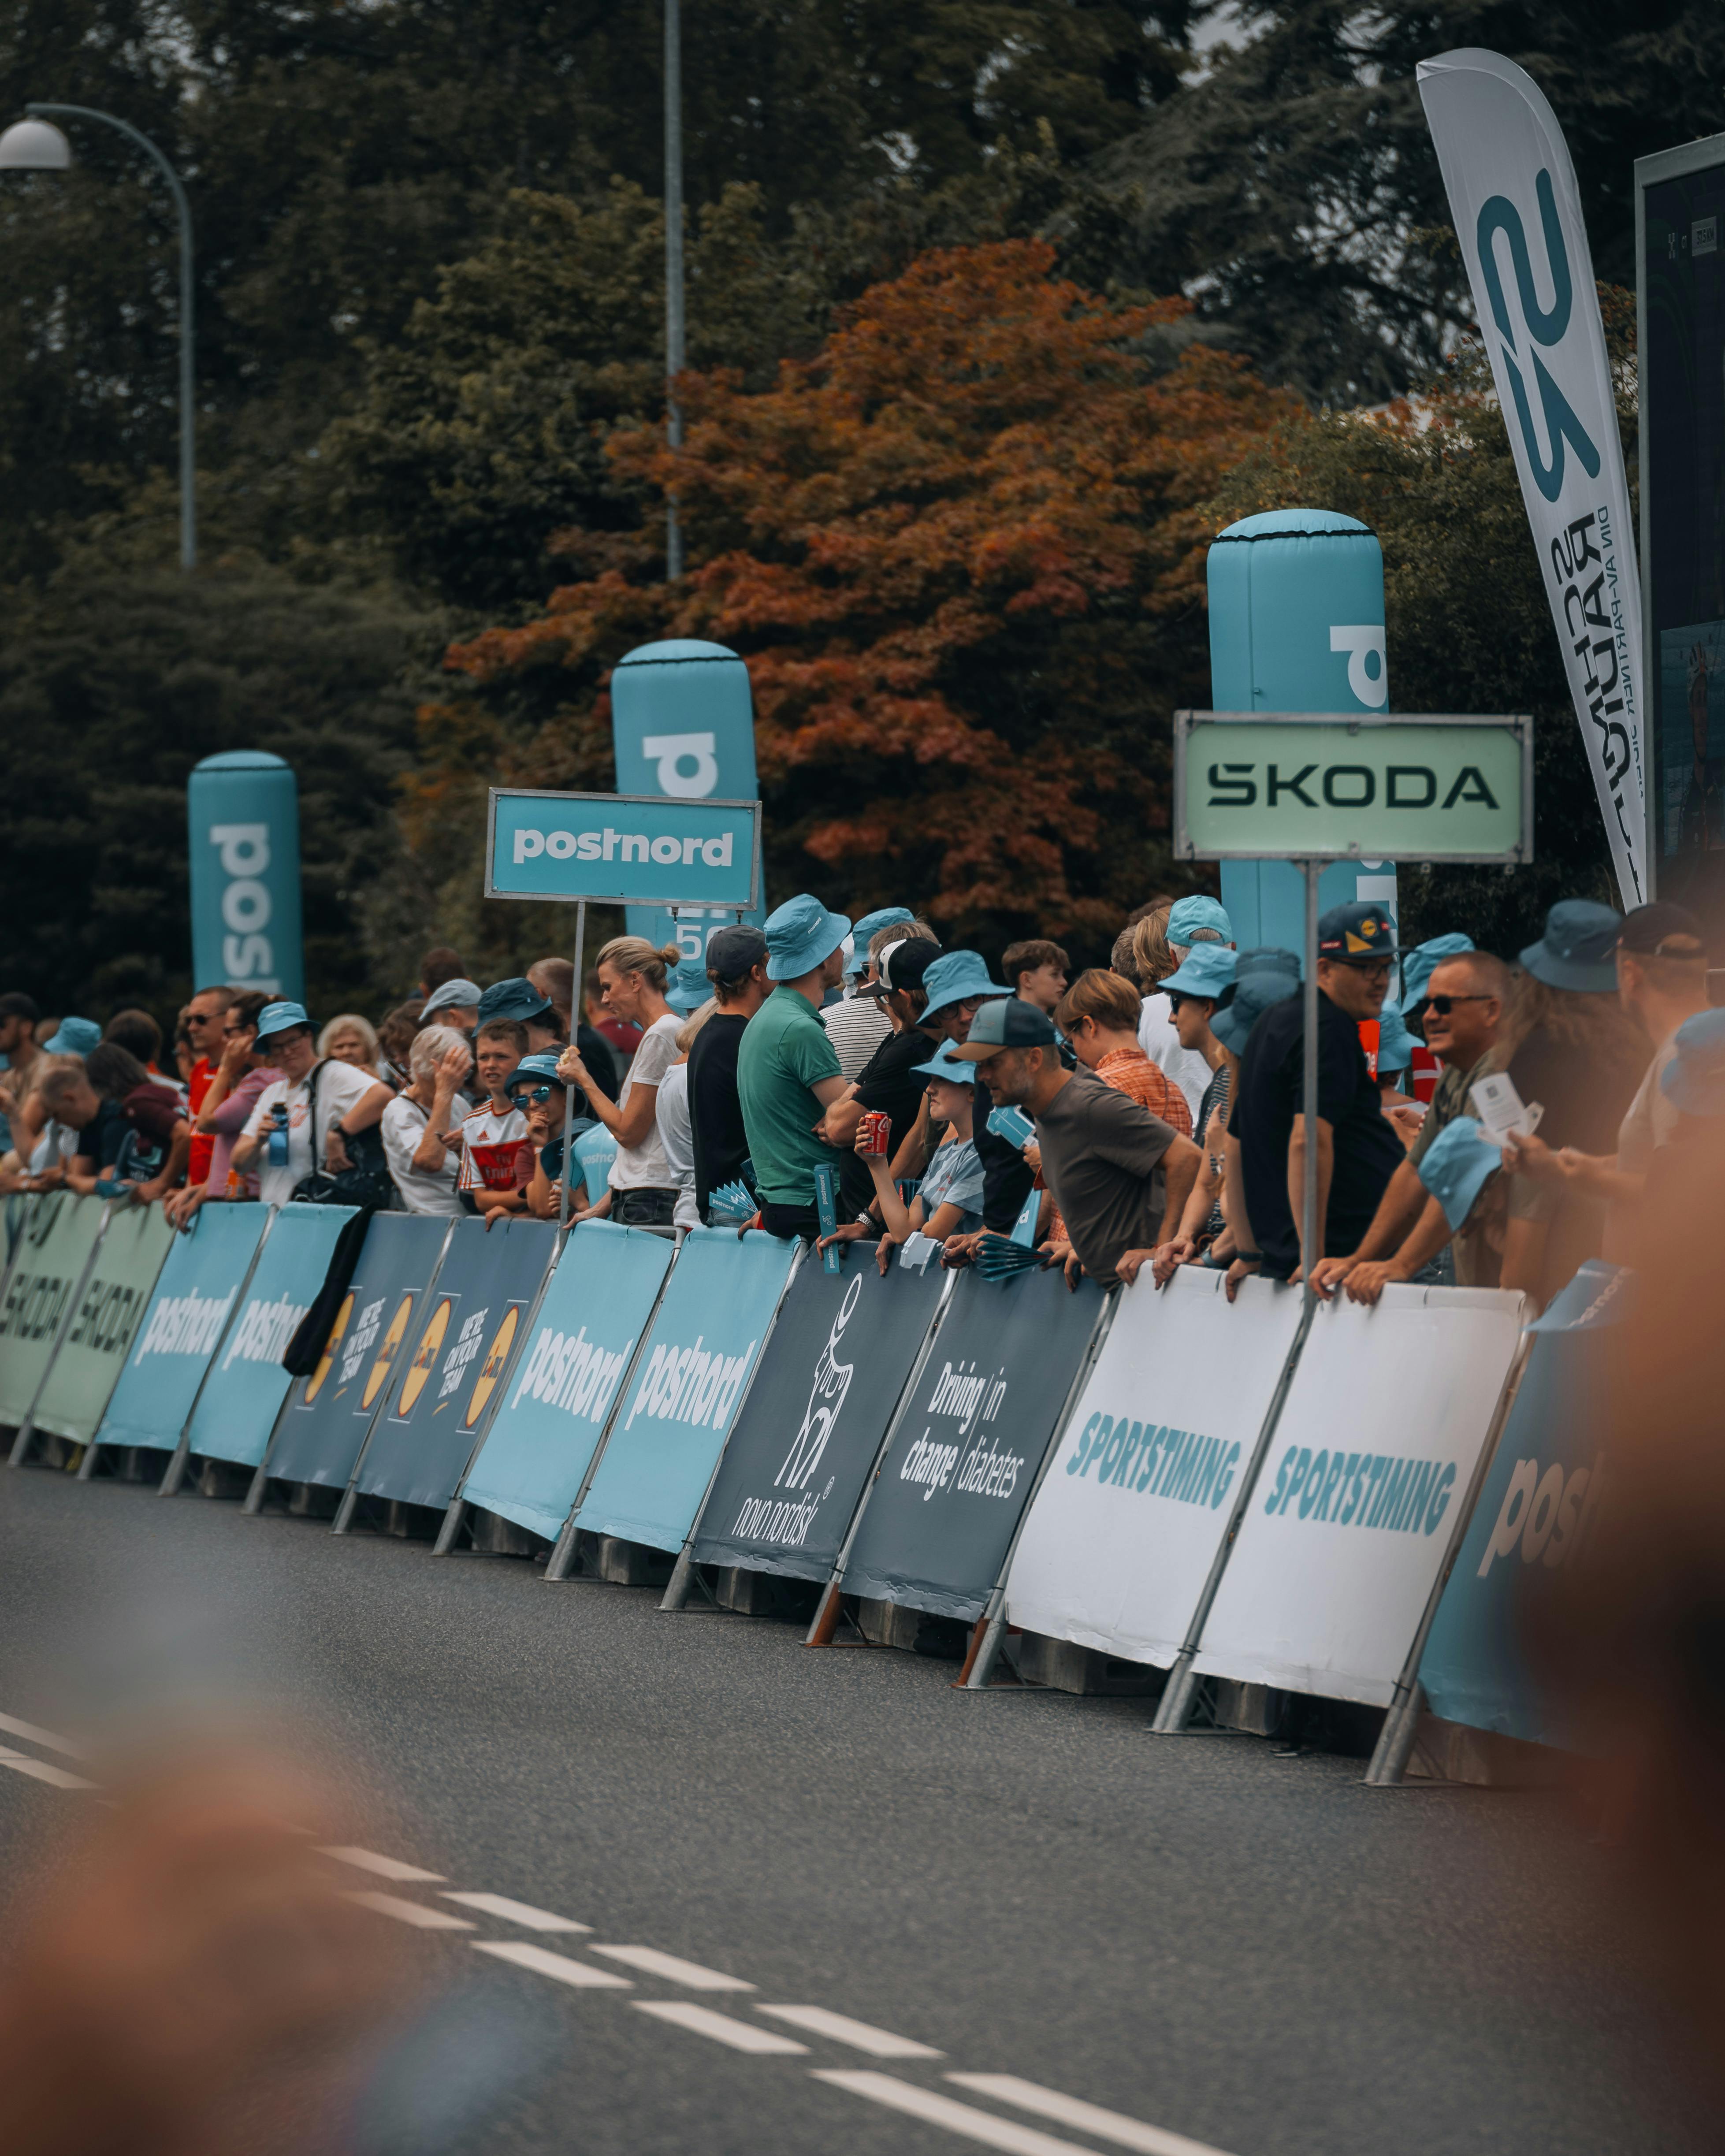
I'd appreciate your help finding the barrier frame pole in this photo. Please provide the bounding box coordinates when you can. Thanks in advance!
[158,1203,279,1497]
[8,1198,111,1469]
[559,897,586,1242]
[1364,1315,1534,1786]
[331,1217,457,1533]
[1301,857,1320,1320]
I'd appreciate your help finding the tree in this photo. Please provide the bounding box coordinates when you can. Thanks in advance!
[424,240,1277,960]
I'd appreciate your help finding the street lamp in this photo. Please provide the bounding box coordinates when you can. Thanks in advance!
[664,0,684,580]
[0,103,197,569]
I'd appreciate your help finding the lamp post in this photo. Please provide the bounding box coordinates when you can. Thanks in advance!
[0,103,197,570]
[664,0,685,580]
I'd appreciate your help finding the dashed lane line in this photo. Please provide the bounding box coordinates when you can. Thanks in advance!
[632,2001,808,2054]
[591,1944,753,1989]
[756,2004,943,2058]
[346,1891,476,1930]
[0,1746,97,1792]
[318,1845,446,1883]
[442,1891,590,1932]
[0,1710,89,1760]
[814,2071,1104,2155]
[946,2075,1235,2156]
[474,1940,634,1988]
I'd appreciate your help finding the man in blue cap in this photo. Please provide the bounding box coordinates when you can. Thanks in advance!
[736,894,854,1236]
[1233,900,1405,1282]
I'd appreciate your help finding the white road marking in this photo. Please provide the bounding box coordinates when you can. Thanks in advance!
[474,1940,634,1988]
[318,1844,445,1883]
[946,2075,1235,2156]
[442,1891,590,1932]
[0,1710,89,1759]
[0,1746,97,1792]
[591,1944,753,1990]
[757,2003,942,2057]
[814,2071,1101,2155]
[346,1891,476,1930]
[633,2001,807,2053]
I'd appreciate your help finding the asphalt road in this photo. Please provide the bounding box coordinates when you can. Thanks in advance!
[0,1464,1703,2156]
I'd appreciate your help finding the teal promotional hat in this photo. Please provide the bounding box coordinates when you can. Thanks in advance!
[1519,900,1622,994]
[1399,933,1475,1016]
[1167,895,1233,946]
[911,1045,978,1087]
[1211,967,1297,1055]
[1160,945,1237,1001]
[665,952,712,1014]
[846,906,915,974]
[254,1000,312,1043]
[764,893,852,981]
[1375,1002,1418,1076]
[1415,1114,1501,1231]
[42,1016,101,1057]
[921,950,1011,1019]
[503,1051,568,1097]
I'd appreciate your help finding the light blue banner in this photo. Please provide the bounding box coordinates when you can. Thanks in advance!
[574,1227,798,1553]
[187,752,304,1001]
[460,1221,675,1543]
[487,789,758,911]
[94,1203,271,1450]
[183,1204,358,1468]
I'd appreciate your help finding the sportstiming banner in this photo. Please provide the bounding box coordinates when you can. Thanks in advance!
[1193,1284,1524,1706]
[0,1194,107,1428]
[1005,1269,1305,1667]
[573,1227,798,1555]
[182,1204,359,1469]
[1419,47,1647,906]
[30,1201,175,1445]
[92,1204,272,1452]
[840,1265,1107,1623]
[690,1243,949,1582]
[1418,1261,1625,1748]
[353,1215,554,1511]
[460,1221,674,1544]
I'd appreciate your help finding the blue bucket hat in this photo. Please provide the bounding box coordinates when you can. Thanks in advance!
[846,906,915,974]
[1416,1114,1502,1231]
[1160,945,1237,1002]
[1167,895,1233,947]
[1374,1002,1418,1076]
[665,952,712,1014]
[764,893,852,981]
[1660,1007,1725,1116]
[254,1000,312,1045]
[1399,933,1475,1016]
[921,950,1011,1019]
[1520,900,1622,993]
[502,1051,568,1097]
[911,1045,978,1088]
[477,976,556,1027]
[42,1016,101,1057]
[1211,967,1298,1055]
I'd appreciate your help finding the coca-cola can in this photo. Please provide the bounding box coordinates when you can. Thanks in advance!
[856,1109,892,1157]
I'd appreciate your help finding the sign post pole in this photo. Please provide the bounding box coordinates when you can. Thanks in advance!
[559,897,586,1239]
[1301,860,1320,1311]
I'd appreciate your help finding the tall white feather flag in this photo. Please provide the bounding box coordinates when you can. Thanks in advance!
[1418,47,1647,907]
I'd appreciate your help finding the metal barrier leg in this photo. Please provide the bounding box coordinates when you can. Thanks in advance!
[804,1577,844,1647]
[77,1440,102,1482]
[1151,1654,1203,1733]
[7,1420,37,1469]
[1366,1680,1428,1787]
[241,1463,270,1515]
[157,1439,191,1497]
[431,1499,466,1556]
[659,1548,698,1611]
[543,1510,580,1582]
[331,1486,360,1535]
[961,1612,1007,1691]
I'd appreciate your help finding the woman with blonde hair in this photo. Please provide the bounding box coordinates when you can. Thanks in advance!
[318,1013,382,1077]
[556,936,684,1227]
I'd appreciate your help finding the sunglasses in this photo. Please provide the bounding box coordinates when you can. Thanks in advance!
[510,1084,559,1107]
[1423,993,1493,1015]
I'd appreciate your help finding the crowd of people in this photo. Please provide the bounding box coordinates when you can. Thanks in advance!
[2,885,1715,1317]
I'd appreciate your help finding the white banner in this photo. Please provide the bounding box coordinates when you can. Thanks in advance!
[1191,1285,1524,1706]
[1418,47,1647,907]
[1004,1269,1305,1669]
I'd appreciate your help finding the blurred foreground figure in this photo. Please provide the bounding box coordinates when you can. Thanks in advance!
[0,1746,414,2156]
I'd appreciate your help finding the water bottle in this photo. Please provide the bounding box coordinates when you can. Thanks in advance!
[266,1102,290,1169]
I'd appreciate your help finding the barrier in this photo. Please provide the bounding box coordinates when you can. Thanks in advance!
[1004,1269,1306,1668]
[343,1216,556,1516]
[0,1193,108,1434]
[29,1201,175,1448]
[85,1203,273,1460]
[171,1204,361,1477]
[1189,1284,1525,1706]
[685,1242,952,1584]
[1413,1262,1627,1751]
[572,1227,799,1554]
[456,1220,674,1545]
[257,1212,453,1493]
[835,1265,1108,1624]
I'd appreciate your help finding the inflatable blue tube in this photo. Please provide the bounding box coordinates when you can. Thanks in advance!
[186,751,305,1001]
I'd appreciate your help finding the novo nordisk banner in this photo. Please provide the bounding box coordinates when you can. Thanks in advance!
[187,751,305,1001]
[0,1194,107,1427]
[30,1201,175,1446]
[486,789,760,912]
[1005,1269,1305,1668]
[1420,48,1647,906]
[461,1221,674,1544]
[1192,1284,1524,1707]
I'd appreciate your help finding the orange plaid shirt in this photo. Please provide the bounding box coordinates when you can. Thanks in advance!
[1042,1046,1191,1248]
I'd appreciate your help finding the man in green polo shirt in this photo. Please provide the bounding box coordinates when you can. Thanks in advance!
[737,892,853,1238]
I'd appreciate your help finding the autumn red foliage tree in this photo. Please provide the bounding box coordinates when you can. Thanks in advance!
[422,239,1281,957]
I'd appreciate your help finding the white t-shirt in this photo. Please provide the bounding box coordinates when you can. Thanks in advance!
[654,1061,702,1230]
[457,1101,530,1192]
[608,1013,680,1191]
[380,1092,473,1216]
[242,1058,379,1209]
[1138,993,1214,1126]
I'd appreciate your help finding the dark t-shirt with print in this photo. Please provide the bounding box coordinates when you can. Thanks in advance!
[839,1022,939,1216]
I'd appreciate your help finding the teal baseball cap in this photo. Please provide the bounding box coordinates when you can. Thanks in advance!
[1660,1007,1725,1116]
[255,1000,312,1044]
[1210,967,1297,1055]
[921,950,1011,1019]
[764,892,852,981]
[1399,932,1475,1016]
[911,1045,978,1087]
[1160,945,1237,1001]
[1167,895,1232,946]
[1416,1114,1501,1231]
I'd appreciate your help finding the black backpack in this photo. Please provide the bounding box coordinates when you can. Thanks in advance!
[288,1059,395,1212]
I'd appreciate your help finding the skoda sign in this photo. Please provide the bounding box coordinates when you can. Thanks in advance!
[485,788,761,909]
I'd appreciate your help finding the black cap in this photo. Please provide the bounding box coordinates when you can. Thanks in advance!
[1617,901,1706,959]
[860,938,941,996]
[706,925,769,979]
[1316,902,1398,962]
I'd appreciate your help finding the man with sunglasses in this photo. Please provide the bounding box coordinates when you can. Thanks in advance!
[1234,903,1406,1285]
[1310,946,1511,1302]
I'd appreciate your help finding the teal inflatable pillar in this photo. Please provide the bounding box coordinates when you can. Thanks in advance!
[186,751,304,1000]
[610,639,767,962]
[1206,509,1397,952]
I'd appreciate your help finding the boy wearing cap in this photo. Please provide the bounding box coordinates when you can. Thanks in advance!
[737,895,854,1236]
[231,1003,393,1209]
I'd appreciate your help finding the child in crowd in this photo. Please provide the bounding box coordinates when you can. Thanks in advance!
[459,1019,533,1216]
[489,1054,590,1224]
[823,1044,985,1273]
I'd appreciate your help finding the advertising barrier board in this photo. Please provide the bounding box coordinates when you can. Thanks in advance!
[1417,1261,1626,1748]
[263,1213,452,1489]
[839,1265,1108,1623]
[459,1221,674,1543]
[573,1227,799,1554]
[91,1204,272,1453]
[1004,1269,1305,1666]
[0,1194,108,1427]
[30,1201,175,1444]
[182,1205,359,1469]
[1192,1283,1525,1706]
[353,1216,554,1510]
[689,1243,949,1582]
